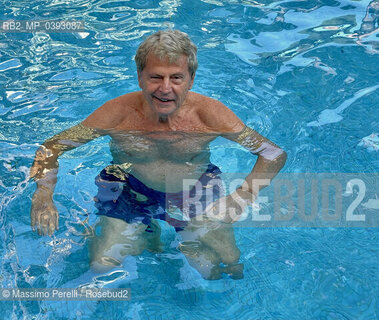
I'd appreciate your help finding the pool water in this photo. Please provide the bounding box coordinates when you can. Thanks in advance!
[0,0,378,319]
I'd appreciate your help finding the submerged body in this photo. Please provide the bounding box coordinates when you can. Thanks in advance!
[83,91,247,278]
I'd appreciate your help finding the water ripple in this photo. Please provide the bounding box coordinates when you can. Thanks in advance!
[0,58,22,72]
[307,84,379,127]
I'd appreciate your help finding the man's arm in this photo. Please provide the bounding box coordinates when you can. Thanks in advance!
[30,98,126,235]
[224,125,287,203]
[199,98,287,222]
[30,124,102,180]
[30,124,103,236]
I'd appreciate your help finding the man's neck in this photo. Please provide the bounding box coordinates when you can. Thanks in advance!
[141,100,185,130]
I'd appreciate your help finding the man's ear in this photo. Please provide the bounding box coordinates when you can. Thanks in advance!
[189,73,195,90]
[137,71,143,89]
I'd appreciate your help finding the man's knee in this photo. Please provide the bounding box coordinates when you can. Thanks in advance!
[219,246,240,265]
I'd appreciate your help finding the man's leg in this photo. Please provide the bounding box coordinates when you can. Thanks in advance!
[178,222,243,280]
[89,216,162,273]
[200,223,244,280]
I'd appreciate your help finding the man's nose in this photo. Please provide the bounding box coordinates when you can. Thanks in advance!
[159,77,172,93]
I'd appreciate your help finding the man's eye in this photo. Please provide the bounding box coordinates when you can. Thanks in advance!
[172,76,184,82]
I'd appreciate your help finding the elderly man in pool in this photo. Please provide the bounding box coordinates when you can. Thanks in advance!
[30,30,286,280]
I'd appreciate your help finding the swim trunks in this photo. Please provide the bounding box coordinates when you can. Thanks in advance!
[94,164,223,231]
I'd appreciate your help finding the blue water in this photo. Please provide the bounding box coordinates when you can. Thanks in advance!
[0,0,378,319]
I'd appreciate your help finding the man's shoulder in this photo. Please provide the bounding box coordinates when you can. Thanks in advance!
[188,92,245,133]
[108,91,142,110]
[83,92,143,129]
[188,92,220,107]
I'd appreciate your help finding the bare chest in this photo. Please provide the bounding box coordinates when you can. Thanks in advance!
[109,131,216,164]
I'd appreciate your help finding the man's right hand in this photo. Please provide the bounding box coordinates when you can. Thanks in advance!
[31,188,59,236]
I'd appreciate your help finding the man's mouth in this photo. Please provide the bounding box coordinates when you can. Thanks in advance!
[153,95,175,103]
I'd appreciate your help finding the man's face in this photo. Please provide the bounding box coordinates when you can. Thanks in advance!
[138,53,194,119]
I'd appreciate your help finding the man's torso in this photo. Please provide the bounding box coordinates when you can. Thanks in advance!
[104,92,222,192]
